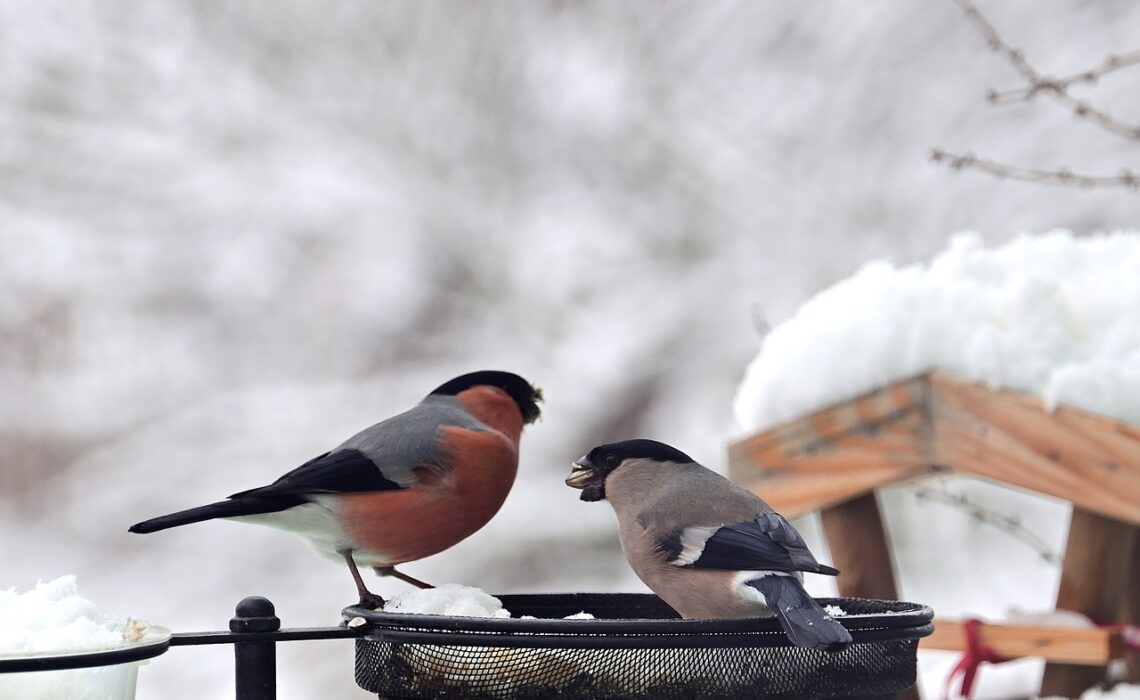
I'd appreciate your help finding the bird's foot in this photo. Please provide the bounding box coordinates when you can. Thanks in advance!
[357,591,386,611]
[340,549,388,609]
[375,566,435,590]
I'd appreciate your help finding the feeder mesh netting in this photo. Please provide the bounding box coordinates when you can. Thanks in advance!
[352,595,928,700]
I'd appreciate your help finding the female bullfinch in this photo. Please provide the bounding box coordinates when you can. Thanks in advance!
[130,370,541,608]
[566,438,851,650]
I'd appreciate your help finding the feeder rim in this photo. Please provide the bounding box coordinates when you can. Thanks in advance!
[0,627,172,674]
[342,593,934,649]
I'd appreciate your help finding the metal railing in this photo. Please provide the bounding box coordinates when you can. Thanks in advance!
[169,596,363,700]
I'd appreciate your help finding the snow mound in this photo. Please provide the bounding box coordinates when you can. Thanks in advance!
[0,575,150,655]
[735,231,1140,432]
[561,611,595,620]
[1043,683,1140,700]
[383,586,597,621]
[383,584,512,618]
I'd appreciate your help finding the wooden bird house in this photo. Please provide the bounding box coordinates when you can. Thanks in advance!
[728,370,1140,699]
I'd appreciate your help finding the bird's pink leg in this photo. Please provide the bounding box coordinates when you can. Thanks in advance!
[374,566,435,590]
[340,550,386,609]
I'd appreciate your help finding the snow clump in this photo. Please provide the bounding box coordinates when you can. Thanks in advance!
[735,231,1140,431]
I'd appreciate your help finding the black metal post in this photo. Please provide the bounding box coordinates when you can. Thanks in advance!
[230,596,281,700]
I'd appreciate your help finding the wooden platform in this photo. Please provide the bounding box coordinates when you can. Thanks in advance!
[727,371,1140,698]
[923,619,1123,666]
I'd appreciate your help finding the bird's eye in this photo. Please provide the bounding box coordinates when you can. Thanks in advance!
[605,454,619,468]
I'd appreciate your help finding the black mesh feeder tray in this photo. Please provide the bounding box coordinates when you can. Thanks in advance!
[344,593,933,700]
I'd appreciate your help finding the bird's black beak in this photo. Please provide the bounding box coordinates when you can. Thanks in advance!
[565,458,605,501]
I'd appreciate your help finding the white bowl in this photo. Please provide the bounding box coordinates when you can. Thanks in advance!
[0,626,171,700]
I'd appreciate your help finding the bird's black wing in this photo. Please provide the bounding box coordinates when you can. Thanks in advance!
[130,449,404,534]
[229,449,405,498]
[658,512,839,575]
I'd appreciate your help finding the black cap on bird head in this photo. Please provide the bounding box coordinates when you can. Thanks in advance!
[565,439,695,501]
[430,370,543,424]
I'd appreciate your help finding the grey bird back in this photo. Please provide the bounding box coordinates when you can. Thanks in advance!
[336,395,487,487]
[633,461,766,533]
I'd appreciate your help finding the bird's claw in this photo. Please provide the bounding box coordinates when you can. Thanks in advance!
[357,592,386,610]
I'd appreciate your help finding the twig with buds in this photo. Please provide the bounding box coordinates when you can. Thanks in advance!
[935,0,1140,188]
[953,0,1140,140]
[914,481,1060,564]
[988,50,1140,106]
[931,148,1140,189]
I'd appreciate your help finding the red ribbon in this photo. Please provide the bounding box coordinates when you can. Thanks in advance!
[1119,624,1140,653]
[1082,610,1140,654]
[942,618,1008,700]
[942,612,1140,699]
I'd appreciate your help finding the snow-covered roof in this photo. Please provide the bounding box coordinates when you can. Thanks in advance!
[730,232,1140,522]
[734,231,1140,433]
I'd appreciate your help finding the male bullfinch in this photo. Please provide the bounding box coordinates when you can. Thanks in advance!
[566,439,852,650]
[130,370,542,608]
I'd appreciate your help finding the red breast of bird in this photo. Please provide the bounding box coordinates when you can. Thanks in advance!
[336,384,523,565]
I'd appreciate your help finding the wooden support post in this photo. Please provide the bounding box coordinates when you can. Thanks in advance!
[820,492,901,600]
[1122,531,1140,683]
[821,492,920,700]
[1040,508,1139,698]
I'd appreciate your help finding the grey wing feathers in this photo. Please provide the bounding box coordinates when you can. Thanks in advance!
[662,512,839,575]
[634,464,836,575]
[335,396,485,483]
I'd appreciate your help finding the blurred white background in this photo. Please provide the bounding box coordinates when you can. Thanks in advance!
[2,2,1139,698]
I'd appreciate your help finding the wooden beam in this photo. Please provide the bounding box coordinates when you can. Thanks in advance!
[1119,526,1140,683]
[819,493,920,699]
[819,492,916,700]
[731,464,926,520]
[819,493,901,601]
[930,373,1140,527]
[923,619,1123,665]
[728,374,934,517]
[1040,508,1139,697]
[728,371,1140,525]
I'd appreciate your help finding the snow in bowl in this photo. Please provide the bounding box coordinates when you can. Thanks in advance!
[0,576,171,700]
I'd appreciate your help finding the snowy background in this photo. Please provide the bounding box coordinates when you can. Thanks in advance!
[2,2,1140,698]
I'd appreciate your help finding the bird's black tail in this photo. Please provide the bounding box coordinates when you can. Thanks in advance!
[746,575,852,650]
[128,495,304,534]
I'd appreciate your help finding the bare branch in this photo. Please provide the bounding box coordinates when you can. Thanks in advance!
[931,148,1140,189]
[989,50,1140,103]
[1033,87,1140,140]
[953,0,1040,81]
[953,0,1140,141]
[914,482,1059,564]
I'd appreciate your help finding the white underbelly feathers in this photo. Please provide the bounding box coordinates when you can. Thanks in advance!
[229,495,392,567]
